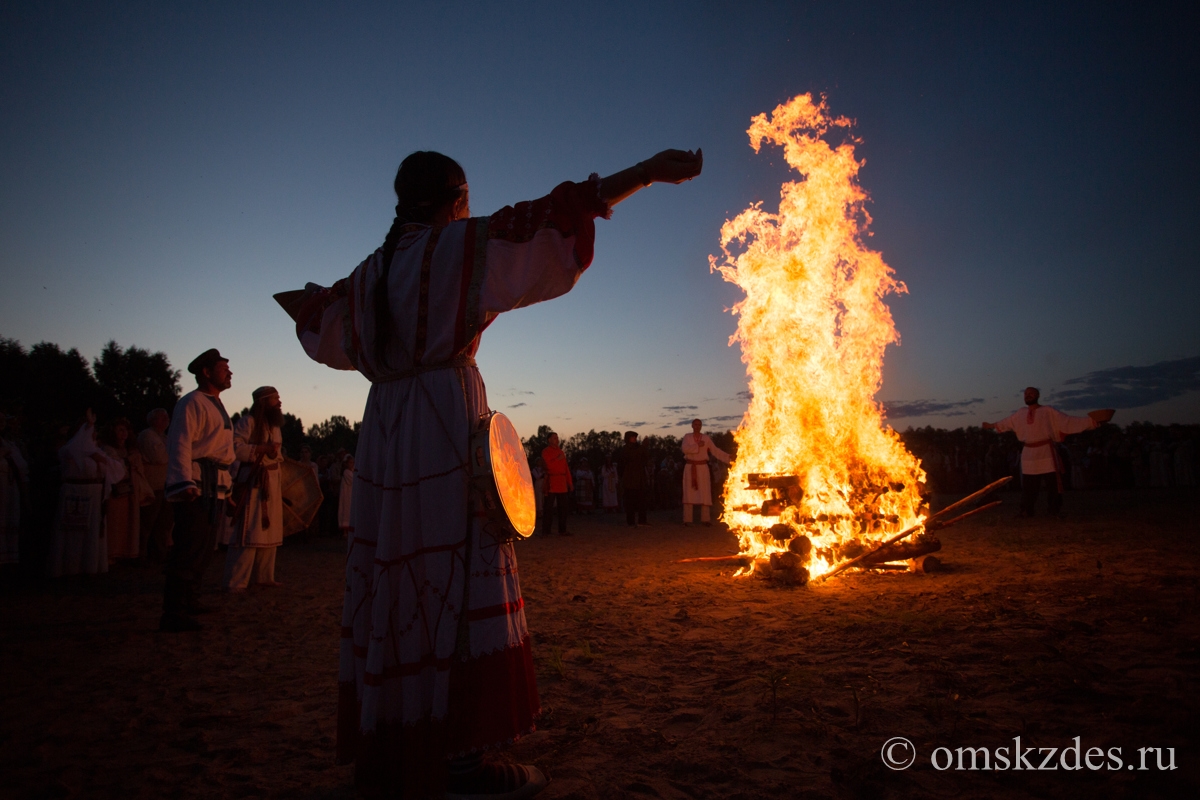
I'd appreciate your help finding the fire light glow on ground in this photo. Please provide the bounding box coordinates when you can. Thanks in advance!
[713,94,927,580]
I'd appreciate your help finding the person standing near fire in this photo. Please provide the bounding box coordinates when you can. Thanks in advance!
[289,146,702,798]
[224,386,285,591]
[681,419,731,526]
[541,431,573,536]
[982,387,1114,517]
[161,349,235,632]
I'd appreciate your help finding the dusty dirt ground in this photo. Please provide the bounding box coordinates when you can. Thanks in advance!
[2,487,1197,799]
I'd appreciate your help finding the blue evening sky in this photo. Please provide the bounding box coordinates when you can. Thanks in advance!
[2,1,1197,437]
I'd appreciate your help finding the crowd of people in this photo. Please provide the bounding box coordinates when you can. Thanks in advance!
[525,424,737,534]
[0,378,357,586]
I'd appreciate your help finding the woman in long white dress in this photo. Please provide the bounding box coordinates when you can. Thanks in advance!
[294,147,702,798]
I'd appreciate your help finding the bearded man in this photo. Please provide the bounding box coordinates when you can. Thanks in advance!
[161,349,235,632]
[224,386,285,591]
[983,387,1114,517]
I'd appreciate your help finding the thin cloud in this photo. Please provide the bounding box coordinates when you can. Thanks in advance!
[1049,356,1200,410]
[882,398,985,420]
[619,421,648,428]
[662,405,699,413]
[508,402,527,409]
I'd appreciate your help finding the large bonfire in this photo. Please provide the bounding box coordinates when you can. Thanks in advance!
[711,94,927,581]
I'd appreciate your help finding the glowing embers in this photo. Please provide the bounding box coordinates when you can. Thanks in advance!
[712,93,928,582]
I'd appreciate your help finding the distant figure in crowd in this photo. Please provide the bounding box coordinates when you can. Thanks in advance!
[224,386,285,591]
[161,349,235,632]
[338,454,354,537]
[138,408,174,561]
[101,417,147,560]
[600,454,619,513]
[681,419,731,526]
[1,413,29,566]
[619,431,649,527]
[48,408,124,576]
[574,456,595,514]
[298,445,320,537]
[291,146,702,797]
[983,387,1114,517]
[542,432,573,536]
[530,455,547,530]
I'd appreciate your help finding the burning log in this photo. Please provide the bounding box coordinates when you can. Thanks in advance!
[814,476,1012,583]
[908,554,941,573]
[754,551,810,585]
[858,533,941,567]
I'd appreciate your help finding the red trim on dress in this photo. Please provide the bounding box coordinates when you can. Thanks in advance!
[488,178,609,271]
[454,219,477,353]
[465,597,524,622]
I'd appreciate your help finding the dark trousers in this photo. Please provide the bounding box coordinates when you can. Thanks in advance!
[163,497,224,616]
[542,492,569,534]
[624,487,647,526]
[1020,472,1061,517]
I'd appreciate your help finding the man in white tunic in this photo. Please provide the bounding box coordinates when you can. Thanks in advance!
[983,387,1114,517]
[47,409,124,576]
[161,349,235,632]
[292,147,702,798]
[224,386,285,590]
[681,418,732,526]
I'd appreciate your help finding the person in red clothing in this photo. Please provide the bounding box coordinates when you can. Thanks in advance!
[540,432,573,536]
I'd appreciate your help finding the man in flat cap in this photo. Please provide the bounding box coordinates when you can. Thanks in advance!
[223,385,285,591]
[160,349,235,632]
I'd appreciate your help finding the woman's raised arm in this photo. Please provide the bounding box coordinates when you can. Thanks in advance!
[599,148,703,206]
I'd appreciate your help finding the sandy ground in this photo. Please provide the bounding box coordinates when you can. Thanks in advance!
[2,487,1197,800]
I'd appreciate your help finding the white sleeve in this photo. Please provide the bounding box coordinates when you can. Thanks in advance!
[479,230,586,315]
[165,399,198,498]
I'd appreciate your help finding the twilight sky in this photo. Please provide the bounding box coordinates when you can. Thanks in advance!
[2,1,1197,437]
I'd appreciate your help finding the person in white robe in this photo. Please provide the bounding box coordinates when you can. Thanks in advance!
[1,414,29,567]
[983,387,1113,517]
[160,349,236,632]
[574,457,595,513]
[681,419,732,526]
[600,454,619,512]
[47,410,125,577]
[338,454,354,537]
[101,418,147,561]
[291,147,702,798]
[224,386,285,590]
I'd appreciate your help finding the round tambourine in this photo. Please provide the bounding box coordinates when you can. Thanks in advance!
[470,412,536,540]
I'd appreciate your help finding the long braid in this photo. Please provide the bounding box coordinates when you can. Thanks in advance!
[371,152,467,372]
[373,206,408,368]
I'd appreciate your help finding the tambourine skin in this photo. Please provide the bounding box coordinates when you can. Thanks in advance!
[470,412,537,540]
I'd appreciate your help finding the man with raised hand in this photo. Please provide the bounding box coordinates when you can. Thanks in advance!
[983,387,1114,518]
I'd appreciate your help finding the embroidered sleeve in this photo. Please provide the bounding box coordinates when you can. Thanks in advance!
[487,175,611,269]
[476,177,611,318]
[296,280,356,371]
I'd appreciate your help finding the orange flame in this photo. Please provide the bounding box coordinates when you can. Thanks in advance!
[711,94,926,579]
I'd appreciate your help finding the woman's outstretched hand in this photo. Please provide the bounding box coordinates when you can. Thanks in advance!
[599,148,704,206]
[644,149,703,184]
